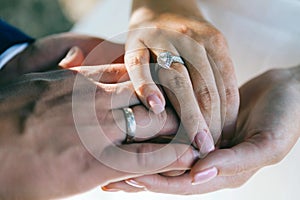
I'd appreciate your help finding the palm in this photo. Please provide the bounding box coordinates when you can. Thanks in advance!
[103,67,300,194]
[233,68,300,151]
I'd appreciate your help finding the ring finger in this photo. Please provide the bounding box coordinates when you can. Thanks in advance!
[101,105,179,144]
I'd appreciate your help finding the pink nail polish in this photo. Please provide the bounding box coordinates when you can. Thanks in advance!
[66,47,77,58]
[194,131,215,157]
[192,167,218,185]
[59,47,77,66]
[147,94,164,114]
[125,179,145,188]
[101,186,120,192]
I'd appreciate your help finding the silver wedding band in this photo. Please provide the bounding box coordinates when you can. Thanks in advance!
[122,107,136,143]
[157,52,185,69]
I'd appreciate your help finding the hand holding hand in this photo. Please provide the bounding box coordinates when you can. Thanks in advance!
[104,66,300,194]
[0,65,197,199]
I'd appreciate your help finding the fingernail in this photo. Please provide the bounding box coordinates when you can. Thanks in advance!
[194,131,215,157]
[192,167,218,185]
[66,47,77,58]
[125,179,145,188]
[101,186,120,192]
[192,149,200,159]
[59,47,77,66]
[147,94,164,114]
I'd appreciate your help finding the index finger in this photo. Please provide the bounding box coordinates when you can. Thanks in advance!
[125,35,165,114]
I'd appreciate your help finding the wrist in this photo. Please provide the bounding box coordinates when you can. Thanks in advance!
[130,0,204,25]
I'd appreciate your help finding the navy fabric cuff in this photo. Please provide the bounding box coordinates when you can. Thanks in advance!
[0,19,35,55]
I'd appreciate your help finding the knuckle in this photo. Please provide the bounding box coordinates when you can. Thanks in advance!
[209,30,227,47]
[167,72,190,91]
[148,25,163,35]
[225,86,239,105]
[125,52,148,69]
[195,85,219,112]
[177,25,193,36]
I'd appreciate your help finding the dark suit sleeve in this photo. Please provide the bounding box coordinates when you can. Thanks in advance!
[0,19,35,55]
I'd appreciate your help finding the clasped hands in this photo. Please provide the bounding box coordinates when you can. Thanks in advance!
[75,50,299,194]
[1,18,300,200]
[1,31,300,200]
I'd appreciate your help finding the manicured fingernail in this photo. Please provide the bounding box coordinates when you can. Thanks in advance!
[66,47,77,58]
[194,131,215,157]
[59,47,77,66]
[192,149,200,159]
[147,94,164,114]
[161,170,187,177]
[125,179,145,188]
[101,186,120,192]
[192,167,218,185]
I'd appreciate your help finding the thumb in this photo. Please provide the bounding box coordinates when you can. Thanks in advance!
[189,131,284,185]
[59,46,85,68]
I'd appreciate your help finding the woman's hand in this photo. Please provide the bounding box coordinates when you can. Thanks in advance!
[103,66,300,194]
[125,0,239,155]
[0,65,197,199]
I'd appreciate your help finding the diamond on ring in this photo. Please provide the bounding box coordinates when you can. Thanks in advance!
[122,107,136,143]
[157,52,184,69]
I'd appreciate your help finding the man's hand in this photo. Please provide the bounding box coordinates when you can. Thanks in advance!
[0,65,197,199]
[0,33,124,85]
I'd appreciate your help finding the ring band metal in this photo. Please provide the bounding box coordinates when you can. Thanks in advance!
[157,52,185,69]
[122,107,136,143]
